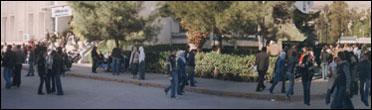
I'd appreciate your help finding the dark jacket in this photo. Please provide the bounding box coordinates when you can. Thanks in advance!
[15,50,26,65]
[167,55,176,72]
[357,60,371,80]
[287,47,296,59]
[337,61,351,89]
[286,56,298,73]
[320,51,329,63]
[2,50,17,68]
[52,54,64,74]
[186,52,195,67]
[29,50,35,62]
[112,48,121,58]
[177,58,186,75]
[91,49,99,61]
[255,51,269,71]
[274,58,286,75]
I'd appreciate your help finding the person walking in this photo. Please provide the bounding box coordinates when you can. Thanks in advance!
[46,51,56,94]
[129,47,139,79]
[326,57,338,105]
[285,52,298,99]
[13,45,26,87]
[53,47,64,95]
[357,54,371,106]
[331,52,354,109]
[112,47,121,75]
[299,54,315,106]
[186,49,197,87]
[91,46,99,73]
[255,47,269,92]
[26,46,35,76]
[287,44,297,59]
[320,46,330,80]
[2,45,17,89]
[37,48,47,95]
[138,47,146,80]
[270,51,287,94]
[164,49,178,98]
[177,50,187,95]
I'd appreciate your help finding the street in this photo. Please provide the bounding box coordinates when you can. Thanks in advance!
[1,69,371,109]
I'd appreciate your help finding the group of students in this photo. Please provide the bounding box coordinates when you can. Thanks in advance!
[255,44,371,108]
[1,41,69,96]
[91,46,146,80]
[164,46,197,98]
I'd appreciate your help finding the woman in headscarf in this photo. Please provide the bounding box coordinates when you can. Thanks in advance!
[138,46,146,80]
[129,47,139,79]
[177,50,187,95]
[270,51,287,94]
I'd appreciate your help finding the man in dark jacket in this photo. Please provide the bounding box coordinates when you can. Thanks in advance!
[2,45,17,89]
[91,46,99,73]
[285,52,298,98]
[255,47,269,92]
[186,49,196,87]
[164,49,178,98]
[111,47,121,75]
[13,45,26,87]
[357,54,371,106]
[53,47,64,95]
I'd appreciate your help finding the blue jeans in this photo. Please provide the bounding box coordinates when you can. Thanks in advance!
[360,79,370,103]
[270,71,286,93]
[186,66,195,86]
[331,85,354,109]
[321,62,328,80]
[165,71,178,97]
[302,77,312,104]
[178,72,187,94]
[139,61,145,80]
[3,67,13,87]
[55,71,64,94]
[286,72,294,96]
[112,58,121,75]
[28,60,34,75]
[121,59,126,72]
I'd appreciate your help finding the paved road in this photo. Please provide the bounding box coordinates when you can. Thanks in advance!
[1,69,371,109]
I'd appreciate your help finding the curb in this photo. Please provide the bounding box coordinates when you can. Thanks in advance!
[21,67,324,101]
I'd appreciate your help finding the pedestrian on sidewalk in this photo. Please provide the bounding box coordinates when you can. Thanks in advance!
[112,46,122,75]
[13,45,26,88]
[120,52,127,72]
[270,51,286,94]
[26,46,35,77]
[320,46,330,80]
[285,51,298,98]
[91,46,99,73]
[255,47,269,92]
[46,51,57,94]
[177,50,187,95]
[129,47,139,79]
[186,49,196,87]
[331,52,354,109]
[348,51,359,97]
[53,47,64,95]
[37,48,47,95]
[357,54,370,107]
[164,49,178,98]
[326,57,338,105]
[138,46,146,80]
[2,45,17,89]
[299,54,315,106]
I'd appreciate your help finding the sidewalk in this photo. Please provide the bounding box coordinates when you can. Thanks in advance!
[23,63,329,101]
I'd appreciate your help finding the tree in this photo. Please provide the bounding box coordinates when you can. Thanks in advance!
[69,1,158,48]
[328,1,350,43]
[314,4,331,43]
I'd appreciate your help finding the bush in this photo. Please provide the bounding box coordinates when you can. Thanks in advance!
[90,41,277,82]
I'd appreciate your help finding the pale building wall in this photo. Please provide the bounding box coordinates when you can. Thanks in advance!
[1,1,53,44]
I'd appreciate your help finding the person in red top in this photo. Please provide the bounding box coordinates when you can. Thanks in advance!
[299,47,314,65]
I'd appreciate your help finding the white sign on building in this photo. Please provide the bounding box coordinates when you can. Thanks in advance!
[51,6,72,17]
[295,1,314,14]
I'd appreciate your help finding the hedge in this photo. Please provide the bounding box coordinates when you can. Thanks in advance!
[87,41,277,82]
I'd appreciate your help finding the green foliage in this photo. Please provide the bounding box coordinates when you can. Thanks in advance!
[69,1,159,46]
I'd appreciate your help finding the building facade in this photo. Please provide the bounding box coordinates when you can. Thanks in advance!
[1,1,258,48]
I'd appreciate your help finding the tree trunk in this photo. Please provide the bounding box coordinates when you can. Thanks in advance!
[115,38,119,48]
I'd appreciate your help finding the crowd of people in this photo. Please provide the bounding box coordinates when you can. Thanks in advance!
[255,43,371,108]
[0,31,92,96]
